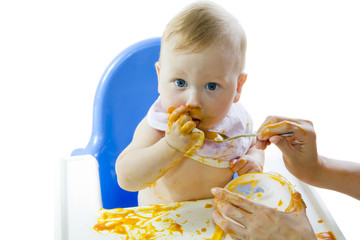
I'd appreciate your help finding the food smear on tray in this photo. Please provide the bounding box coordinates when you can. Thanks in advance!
[316,231,336,239]
[94,203,183,238]
[93,200,215,239]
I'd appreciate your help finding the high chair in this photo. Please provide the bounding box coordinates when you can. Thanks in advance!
[72,37,161,209]
[58,37,346,240]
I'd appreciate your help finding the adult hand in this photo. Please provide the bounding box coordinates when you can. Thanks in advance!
[255,116,322,184]
[211,187,316,240]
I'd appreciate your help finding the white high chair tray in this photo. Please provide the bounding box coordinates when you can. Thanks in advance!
[56,148,345,239]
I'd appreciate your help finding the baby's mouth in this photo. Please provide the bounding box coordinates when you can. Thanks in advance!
[188,107,202,128]
[192,118,201,127]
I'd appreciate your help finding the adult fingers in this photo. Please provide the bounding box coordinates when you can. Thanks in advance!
[212,210,246,240]
[258,115,304,131]
[256,120,308,153]
[211,188,256,213]
[255,138,270,150]
[257,116,314,141]
[213,198,248,227]
[257,120,303,140]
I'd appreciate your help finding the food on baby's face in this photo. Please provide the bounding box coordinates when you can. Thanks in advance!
[188,105,202,127]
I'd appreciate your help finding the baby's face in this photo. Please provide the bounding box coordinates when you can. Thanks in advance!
[156,39,246,131]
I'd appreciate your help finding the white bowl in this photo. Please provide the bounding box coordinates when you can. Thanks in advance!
[225,172,296,212]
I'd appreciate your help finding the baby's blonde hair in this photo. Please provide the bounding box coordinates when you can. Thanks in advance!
[160,1,247,72]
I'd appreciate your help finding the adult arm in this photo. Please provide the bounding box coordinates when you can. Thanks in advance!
[256,115,360,200]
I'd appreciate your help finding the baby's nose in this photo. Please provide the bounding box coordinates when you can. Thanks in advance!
[186,91,202,108]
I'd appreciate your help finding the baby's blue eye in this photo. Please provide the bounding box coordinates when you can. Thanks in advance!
[175,79,187,88]
[205,82,219,91]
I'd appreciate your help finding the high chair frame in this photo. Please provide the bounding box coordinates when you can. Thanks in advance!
[72,37,161,209]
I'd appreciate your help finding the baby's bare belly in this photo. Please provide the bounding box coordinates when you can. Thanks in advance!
[138,157,234,206]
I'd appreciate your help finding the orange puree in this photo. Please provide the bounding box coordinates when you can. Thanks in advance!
[94,203,184,238]
[205,203,213,208]
[168,106,176,114]
[316,231,336,239]
[188,106,202,117]
[204,131,218,140]
[211,225,225,240]
[260,121,306,138]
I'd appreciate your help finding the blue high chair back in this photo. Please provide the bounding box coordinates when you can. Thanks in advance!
[72,38,161,209]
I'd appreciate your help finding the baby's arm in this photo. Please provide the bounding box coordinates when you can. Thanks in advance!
[229,138,264,175]
[116,106,201,191]
[115,117,181,191]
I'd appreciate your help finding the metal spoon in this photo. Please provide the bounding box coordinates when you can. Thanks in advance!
[205,131,294,143]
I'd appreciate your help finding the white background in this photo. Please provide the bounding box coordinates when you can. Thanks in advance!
[1,0,359,239]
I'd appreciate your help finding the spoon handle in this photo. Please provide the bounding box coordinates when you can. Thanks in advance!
[207,132,294,142]
[228,132,294,140]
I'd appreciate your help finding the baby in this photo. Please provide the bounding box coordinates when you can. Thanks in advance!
[116,1,264,206]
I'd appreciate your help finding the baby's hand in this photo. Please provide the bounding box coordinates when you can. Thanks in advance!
[165,106,202,153]
[229,155,263,175]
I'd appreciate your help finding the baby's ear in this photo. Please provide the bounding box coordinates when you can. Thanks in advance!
[155,62,161,93]
[233,74,247,103]
[155,61,160,77]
